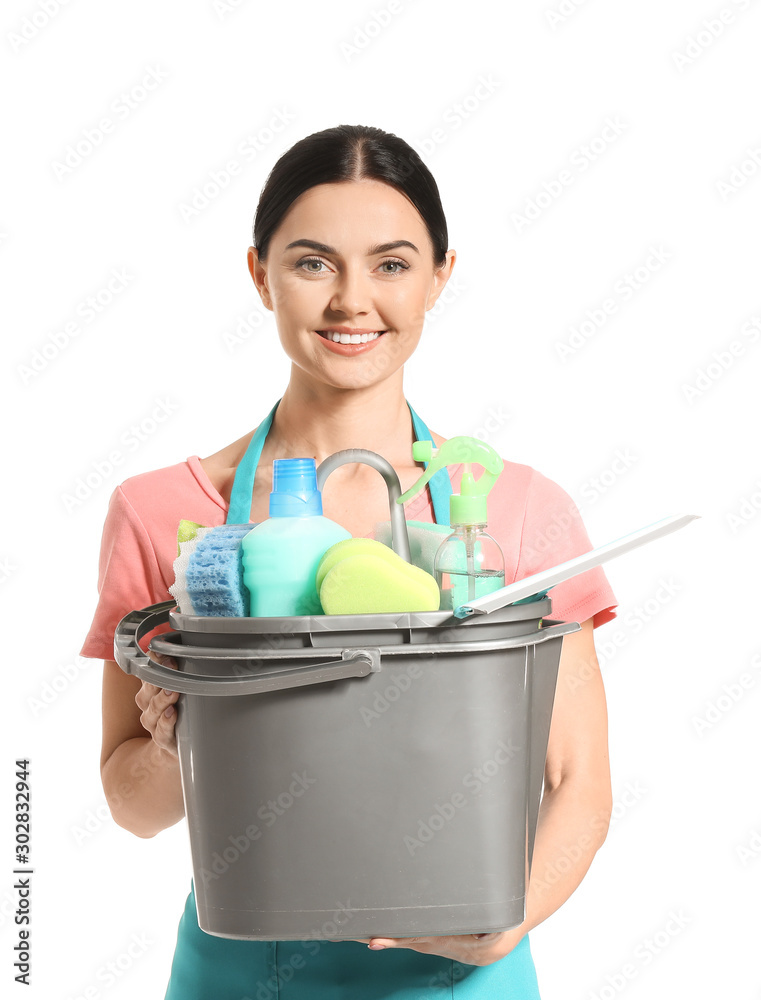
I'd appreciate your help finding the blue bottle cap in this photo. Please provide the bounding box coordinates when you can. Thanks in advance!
[269,458,324,517]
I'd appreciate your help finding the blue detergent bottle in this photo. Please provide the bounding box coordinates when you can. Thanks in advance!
[241,458,351,616]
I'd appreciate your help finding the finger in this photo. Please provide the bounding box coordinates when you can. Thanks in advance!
[135,680,179,713]
[137,685,180,742]
[153,652,180,695]
[367,935,468,952]
[135,670,163,707]
[152,698,179,755]
[367,936,420,949]
[154,652,179,669]
[135,651,178,696]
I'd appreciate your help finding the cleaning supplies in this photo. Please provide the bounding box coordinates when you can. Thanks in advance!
[373,519,452,578]
[185,523,255,617]
[315,537,401,592]
[176,519,205,556]
[169,525,214,615]
[241,458,351,616]
[316,538,440,615]
[315,447,411,562]
[455,512,701,617]
[397,437,506,612]
[310,449,438,614]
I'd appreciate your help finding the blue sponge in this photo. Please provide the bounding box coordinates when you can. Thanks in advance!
[185,524,254,617]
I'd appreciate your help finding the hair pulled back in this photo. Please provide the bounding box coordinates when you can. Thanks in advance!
[253,124,448,269]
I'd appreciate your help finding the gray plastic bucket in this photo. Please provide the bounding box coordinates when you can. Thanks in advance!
[114,598,580,941]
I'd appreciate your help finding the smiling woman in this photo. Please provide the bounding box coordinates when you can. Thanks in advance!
[82,123,617,1000]
[248,181,453,392]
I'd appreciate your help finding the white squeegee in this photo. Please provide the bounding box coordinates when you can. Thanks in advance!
[454,513,701,618]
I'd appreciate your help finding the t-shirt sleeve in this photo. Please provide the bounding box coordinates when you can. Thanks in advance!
[515,469,618,629]
[79,485,173,661]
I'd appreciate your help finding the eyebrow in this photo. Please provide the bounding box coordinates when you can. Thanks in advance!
[283,239,420,256]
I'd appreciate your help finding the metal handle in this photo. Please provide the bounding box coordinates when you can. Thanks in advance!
[316,449,411,562]
[113,601,381,696]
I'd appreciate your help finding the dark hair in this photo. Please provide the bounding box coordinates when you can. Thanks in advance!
[253,124,448,269]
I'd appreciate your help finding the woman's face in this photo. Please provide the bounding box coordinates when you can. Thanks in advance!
[247,178,455,389]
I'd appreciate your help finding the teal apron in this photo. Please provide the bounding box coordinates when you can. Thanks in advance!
[164,400,541,999]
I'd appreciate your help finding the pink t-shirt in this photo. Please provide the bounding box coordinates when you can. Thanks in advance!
[79,454,617,662]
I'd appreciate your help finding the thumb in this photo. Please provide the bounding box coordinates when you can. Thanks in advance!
[368,936,423,949]
[153,652,179,669]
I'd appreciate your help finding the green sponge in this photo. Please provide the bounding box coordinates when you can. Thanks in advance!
[317,538,440,615]
[316,538,400,592]
[176,519,205,557]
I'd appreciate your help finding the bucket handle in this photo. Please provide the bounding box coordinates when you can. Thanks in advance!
[316,449,411,562]
[113,602,579,697]
[114,601,381,696]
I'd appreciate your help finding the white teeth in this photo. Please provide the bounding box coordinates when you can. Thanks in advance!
[323,331,382,343]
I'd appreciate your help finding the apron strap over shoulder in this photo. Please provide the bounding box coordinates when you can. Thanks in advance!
[406,402,452,526]
[226,399,281,525]
[226,398,452,527]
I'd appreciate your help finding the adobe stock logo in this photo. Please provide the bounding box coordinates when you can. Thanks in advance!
[555,246,672,361]
[340,0,404,62]
[671,1,755,72]
[715,143,761,201]
[60,398,180,512]
[7,0,73,52]
[51,67,170,180]
[545,0,594,30]
[18,268,134,385]
[510,117,628,234]
[414,76,501,157]
[681,316,760,403]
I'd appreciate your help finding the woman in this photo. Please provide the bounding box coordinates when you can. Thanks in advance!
[82,124,617,998]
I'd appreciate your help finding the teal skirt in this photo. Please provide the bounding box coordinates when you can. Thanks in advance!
[164,880,541,999]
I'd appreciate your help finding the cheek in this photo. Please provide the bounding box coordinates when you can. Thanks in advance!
[271,279,322,319]
[391,281,430,327]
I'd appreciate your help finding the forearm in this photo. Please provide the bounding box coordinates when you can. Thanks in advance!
[511,778,611,940]
[101,737,186,838]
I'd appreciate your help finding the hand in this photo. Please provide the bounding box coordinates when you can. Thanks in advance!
[134,652,180,758]
[333,926,525,967]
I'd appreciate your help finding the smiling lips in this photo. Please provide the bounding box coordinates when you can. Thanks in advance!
[316,328,386,344]
[314,327,387,355]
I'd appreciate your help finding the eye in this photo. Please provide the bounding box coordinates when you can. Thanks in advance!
[295,257,330,273]
[293,256,410,275]
[378,258,410,274]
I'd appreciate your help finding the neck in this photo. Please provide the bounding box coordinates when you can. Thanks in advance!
[265,367,417,468]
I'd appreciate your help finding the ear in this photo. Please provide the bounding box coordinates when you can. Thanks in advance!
[248,246,274,311]
[425,249,457,312]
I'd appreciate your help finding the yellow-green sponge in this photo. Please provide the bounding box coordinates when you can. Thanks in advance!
[316,538,400,592]
[176,519,205,557]
[317,539,440,615]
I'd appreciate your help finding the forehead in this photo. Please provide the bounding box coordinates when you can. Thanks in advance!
[274,179,428,248]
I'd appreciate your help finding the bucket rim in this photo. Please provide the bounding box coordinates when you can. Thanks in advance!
[168,596,554,634]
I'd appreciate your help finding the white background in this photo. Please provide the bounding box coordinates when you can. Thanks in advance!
[2,1,759,997]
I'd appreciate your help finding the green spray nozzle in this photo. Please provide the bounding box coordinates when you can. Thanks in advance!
[397,436,504,525]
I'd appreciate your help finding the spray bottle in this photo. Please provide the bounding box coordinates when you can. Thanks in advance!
[397,437,505,612]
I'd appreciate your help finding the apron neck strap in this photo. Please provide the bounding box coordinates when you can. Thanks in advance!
[226,398,452,526]
[405,402,452,526]
[226,399,280,525]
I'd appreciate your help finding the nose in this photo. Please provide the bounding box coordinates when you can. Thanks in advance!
[328,264,373,317]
